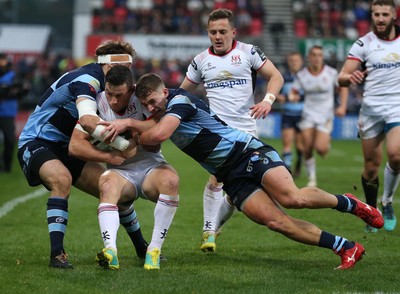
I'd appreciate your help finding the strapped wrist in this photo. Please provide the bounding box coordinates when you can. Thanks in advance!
[263,93,276,105]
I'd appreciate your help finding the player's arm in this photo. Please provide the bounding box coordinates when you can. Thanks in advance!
[76,96,101,133]
[250,60,284,119]
[69,124,129,165]
[136,115,180,145]
[179,76,199,92]
[335,87,349,117]
[76,96,131,151]
[97,118,157,143]
[338,59,366,87]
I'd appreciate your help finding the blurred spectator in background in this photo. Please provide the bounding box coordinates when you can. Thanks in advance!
[0,53,19,172]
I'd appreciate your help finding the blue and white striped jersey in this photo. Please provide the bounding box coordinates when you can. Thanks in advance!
[166,88,264,175]
[18,63,105,148]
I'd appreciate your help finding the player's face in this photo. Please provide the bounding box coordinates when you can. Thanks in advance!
[371,4,396,39]
[287,54,303,73]
[104,82,132,113]
[308,48,324,70]
[140,86,168,120]
[207,18,236,55]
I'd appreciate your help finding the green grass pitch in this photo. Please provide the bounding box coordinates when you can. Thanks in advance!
[0,139,399,293]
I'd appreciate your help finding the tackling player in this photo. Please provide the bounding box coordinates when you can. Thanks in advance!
[17,40,148,268]
[106,72,384,270]
[69,65,179,270]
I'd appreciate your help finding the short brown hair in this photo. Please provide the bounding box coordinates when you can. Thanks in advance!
[135,73,164,100]
[105,65,134,89]
[371,0,395,9]
[208,8,235,27]
[95,40,137,59]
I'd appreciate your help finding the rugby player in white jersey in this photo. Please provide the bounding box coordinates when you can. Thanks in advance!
[338,0,400,232]
[179,8,284,252]
[69,65,179,270]
[290,45,348,188]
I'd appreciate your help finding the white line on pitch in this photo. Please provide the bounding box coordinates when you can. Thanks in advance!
[0,187,47,219]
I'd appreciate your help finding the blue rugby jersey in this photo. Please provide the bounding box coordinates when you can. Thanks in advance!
[280,71,304,116]
[166,88,264,175]
[18,63,105,147]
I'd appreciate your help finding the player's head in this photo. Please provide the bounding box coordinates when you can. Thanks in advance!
[95,40,136,73]
[307,45,324,69]
[104,65,134,113]
[207,8,236,55]
[371,0,397,39]
[135,73,168,120]
[286,51,303,73]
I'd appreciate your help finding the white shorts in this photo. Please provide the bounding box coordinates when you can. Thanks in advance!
[299,114,333,134]
[107,150,167,200]
[358,110,400,139]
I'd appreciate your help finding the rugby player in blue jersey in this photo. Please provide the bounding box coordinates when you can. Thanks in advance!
[101,72,384,270]
[17,40,148,268]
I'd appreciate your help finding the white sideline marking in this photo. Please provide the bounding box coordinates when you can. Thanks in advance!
[0,187,47,219]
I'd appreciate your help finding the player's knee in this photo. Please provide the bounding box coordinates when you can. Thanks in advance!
[99,173,117,193]
[278,193,306,209]
[264,218,290,233]
[363,164,380,179]
[46,172,73,194]
[159,173,179,194]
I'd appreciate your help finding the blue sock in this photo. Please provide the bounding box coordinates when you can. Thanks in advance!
[334,194,356,213]
[47,197,68,257]
[119,206,147,256]
[318,231,353,253]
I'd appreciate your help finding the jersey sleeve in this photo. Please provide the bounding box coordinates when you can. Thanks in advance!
[249,45,268,70]
[69,81,99,101]
[185,55,203,84]
[347,38,366,62]
[166,95,197,121]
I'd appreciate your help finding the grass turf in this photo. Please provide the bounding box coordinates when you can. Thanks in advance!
[0,139,399,293]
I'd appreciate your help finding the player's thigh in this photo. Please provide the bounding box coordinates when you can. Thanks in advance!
[39,159,73,196]
[74,161,106,197]
[261,165,299,207]
[142,164,179,201]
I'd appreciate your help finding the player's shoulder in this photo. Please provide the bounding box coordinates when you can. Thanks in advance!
[353,31,375,48]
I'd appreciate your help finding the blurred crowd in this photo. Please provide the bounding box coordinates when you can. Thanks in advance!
[6,0,381,113]
[92,0,265,37]
[293,0,400,39]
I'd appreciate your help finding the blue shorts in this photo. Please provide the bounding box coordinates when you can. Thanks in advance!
[281,114,301,132]
[17,139,86,188]
[219,144,287,211]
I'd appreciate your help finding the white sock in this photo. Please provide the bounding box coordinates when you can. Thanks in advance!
[98,202,119,251]
[382,163,400,205]
[203,182,223,232]
[215,195,236,232]
[148,194,179,251]
[305,157,316,180]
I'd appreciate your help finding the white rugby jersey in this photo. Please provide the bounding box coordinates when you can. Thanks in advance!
[292,65,338,119]
[96,92,163,163]
[347,30,400,110]
[186,40,267,134]
[97,91,149,122]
